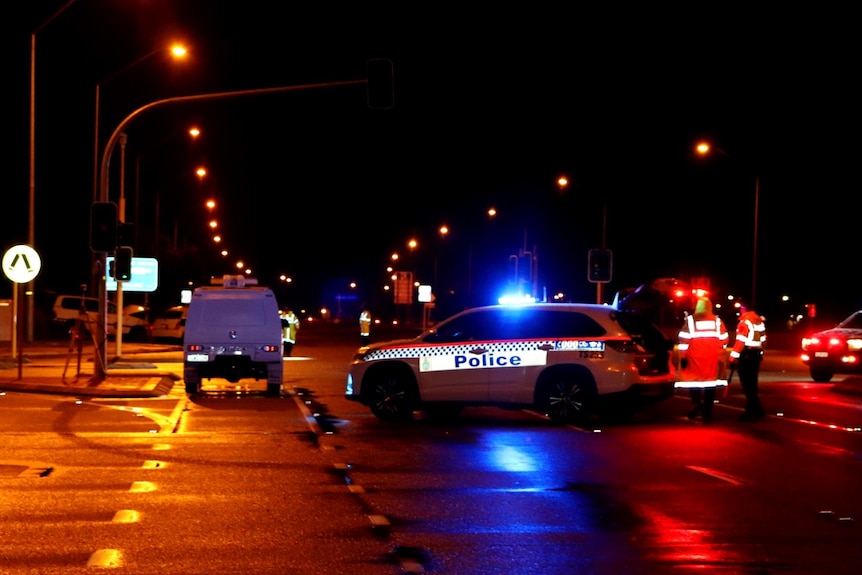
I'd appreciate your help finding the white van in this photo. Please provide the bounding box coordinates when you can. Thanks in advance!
[182,276,284,396]
[51,295,150,340]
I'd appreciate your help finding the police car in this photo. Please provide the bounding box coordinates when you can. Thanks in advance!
[345,303,676,423]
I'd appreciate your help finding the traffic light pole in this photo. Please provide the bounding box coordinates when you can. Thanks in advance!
[115,133,127,360]
[93,76,373,380]
[597,203,607,304]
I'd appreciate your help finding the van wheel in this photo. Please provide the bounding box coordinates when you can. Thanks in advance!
[266,363,283,396]
[537,372,594,424]
[366,367,418,422]
[184,367,201,395]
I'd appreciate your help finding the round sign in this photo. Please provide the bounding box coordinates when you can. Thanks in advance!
[3,244,42,284]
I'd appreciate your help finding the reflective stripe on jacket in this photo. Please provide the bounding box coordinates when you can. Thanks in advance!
[678,314,729,382]
[730,311,766,359]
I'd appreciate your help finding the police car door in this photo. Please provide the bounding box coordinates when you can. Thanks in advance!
[416,310,494,402]
[486,307,550,404]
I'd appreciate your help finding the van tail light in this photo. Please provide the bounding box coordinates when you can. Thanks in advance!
[188,344,202,352]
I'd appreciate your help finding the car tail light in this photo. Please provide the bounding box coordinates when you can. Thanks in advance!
[188,344,202,352]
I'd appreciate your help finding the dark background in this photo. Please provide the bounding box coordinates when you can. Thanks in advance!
[2,2,858,328]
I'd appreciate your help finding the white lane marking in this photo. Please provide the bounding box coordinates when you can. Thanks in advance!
[686,465,745,485]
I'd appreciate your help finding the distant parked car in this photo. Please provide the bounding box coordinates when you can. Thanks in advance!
[51,295,150,340]
[801,310,862,382]
[151,305,188,342]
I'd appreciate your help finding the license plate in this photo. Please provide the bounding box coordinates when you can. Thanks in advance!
[814,351,829,358]
[187,353,209,362]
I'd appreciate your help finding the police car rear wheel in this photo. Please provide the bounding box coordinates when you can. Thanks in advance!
[538,373,593,424]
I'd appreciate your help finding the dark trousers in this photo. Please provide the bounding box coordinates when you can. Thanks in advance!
[737,350,764,416]
[689,387,716,419]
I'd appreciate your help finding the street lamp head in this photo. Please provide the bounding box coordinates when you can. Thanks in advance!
[170,44,189,59]
[694,140,729,158]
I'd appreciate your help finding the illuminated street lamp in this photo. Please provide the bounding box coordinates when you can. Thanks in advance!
[558,175,607,304]
[93,43,189,202]
[695,141,760,309]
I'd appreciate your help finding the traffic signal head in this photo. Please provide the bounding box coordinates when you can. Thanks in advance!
[114,247,133,281]
[588,249,613,283]
[90,202,118,252]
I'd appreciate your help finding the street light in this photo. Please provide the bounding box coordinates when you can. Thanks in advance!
[27,0,77,342]
[93,43,189,203]
[558,175,607,304]
[695,141,760,309]
[92,43,188,376]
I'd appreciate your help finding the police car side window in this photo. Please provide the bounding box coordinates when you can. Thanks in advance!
[430,311,496,343]
[530,311,605,339]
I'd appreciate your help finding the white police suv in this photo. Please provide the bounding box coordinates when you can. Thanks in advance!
[345,303,676,424]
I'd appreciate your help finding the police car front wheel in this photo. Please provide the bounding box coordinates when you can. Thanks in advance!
[366,367,418,422]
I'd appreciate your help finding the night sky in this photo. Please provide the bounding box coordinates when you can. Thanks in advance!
[2,2,858,326]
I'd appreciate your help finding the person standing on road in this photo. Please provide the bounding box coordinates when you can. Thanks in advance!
[282,309,300,357]
[730,304,766,421]
[678,296,729,421]
[359,309,372,346]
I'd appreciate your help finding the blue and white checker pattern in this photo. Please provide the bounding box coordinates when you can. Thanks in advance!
[363,339,599,362]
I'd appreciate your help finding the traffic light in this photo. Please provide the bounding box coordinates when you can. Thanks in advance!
[90,202,118,252]
[366,58,394,109]
[588,249,613,283]
[114,246,133,281]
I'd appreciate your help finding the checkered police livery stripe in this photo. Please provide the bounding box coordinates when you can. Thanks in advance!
[363,339,603,362]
